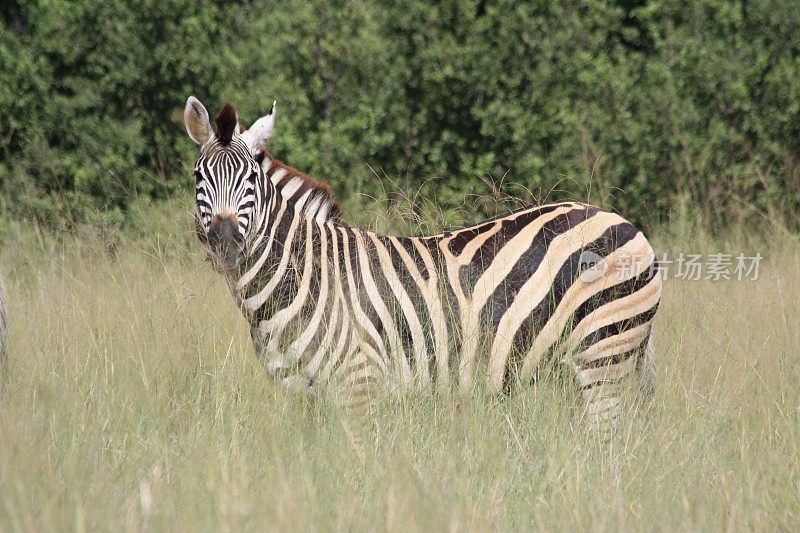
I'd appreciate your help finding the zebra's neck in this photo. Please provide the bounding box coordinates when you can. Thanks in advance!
[232,154,341,310]
[261,154,341,226]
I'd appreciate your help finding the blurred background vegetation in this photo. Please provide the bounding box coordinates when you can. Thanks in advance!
[1,0,798,234]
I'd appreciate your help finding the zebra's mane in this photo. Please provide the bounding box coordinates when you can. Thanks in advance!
[260,152,343,222]
[215,103,238,145]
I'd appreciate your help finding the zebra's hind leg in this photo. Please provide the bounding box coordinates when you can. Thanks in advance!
[636,330,657,400]
[571,328,652,441]
[333,349,384,457]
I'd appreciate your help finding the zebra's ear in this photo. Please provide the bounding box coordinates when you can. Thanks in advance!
[184,96,213,146]
[241,101,276,156]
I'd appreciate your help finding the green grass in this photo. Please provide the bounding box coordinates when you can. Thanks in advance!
[0,205,798,531]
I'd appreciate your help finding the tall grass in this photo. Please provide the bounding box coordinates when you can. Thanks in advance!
[0,202,798,531]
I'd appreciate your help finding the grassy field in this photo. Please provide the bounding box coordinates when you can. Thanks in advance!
[0,204,798,531]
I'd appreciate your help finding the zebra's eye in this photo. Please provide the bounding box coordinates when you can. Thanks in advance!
[194,170,203,183]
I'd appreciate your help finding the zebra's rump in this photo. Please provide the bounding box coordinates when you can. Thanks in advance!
[371,202,662,393]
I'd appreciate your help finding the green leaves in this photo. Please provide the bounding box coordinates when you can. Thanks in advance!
[1,0,799,231]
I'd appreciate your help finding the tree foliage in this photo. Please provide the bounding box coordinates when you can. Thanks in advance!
[1,0,798,231]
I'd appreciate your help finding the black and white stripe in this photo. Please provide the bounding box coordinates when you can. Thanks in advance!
[184,98,663,435]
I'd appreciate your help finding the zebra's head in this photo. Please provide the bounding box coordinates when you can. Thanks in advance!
[183,96,276,272]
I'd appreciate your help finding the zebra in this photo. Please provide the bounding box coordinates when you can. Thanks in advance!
[183,96,663,436]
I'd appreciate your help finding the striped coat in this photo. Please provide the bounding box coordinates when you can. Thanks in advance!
[184,97,662,434]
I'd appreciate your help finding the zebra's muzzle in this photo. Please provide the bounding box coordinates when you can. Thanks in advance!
[207,216,243,272]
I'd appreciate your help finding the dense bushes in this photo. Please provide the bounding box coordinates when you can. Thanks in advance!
[1,0,798,232]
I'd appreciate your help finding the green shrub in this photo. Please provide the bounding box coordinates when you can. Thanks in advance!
[1,0,798,233]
